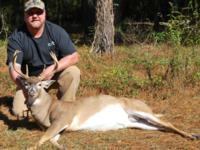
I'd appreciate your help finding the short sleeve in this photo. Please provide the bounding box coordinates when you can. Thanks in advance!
[6,34,24,65]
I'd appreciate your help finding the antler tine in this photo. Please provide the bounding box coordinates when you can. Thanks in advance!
[25,65,29,77]
[49,51,59,73]
[13,50,30,79]
[38,52,59,81]
[38,64,46,81]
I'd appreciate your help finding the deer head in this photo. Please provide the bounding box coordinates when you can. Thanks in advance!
[12,50,58,107]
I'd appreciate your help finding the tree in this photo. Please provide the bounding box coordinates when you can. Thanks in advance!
[91,0,114,54]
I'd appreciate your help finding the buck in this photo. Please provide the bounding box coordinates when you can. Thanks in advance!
[12,50,200,150]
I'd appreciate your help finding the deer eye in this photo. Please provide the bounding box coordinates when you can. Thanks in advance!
[23,81,28,86]
[23,82,30,89]
[37,82,42,86]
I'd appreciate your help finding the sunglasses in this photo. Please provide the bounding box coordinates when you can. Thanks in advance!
[26,9,44,16]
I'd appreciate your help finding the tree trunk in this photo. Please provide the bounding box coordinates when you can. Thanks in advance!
[91,0,114,54]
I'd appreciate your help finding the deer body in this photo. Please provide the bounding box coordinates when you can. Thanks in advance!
[69,98,157,131]
[27,87,199,150]
[12,50,199,150]
[31,93,158,132]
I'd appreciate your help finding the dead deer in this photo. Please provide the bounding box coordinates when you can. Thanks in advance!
[12,50,200,150]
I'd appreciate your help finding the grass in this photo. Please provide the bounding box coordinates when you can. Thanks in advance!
[0,42,200,149]
[78,44,200,98]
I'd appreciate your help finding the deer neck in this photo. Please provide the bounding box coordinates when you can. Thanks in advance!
[30,89,52,127]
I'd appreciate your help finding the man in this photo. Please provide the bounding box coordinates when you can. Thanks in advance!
[6,0,80,118]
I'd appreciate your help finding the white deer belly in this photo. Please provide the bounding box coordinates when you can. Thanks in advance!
[70,104,133,131]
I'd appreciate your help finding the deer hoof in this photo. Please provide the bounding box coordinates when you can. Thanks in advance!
[192,134,200,140]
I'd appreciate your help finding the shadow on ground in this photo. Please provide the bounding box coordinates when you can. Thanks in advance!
[0,96,39,131]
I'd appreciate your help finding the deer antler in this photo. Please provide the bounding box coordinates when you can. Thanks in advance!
[13,50,30,80]
[38,51,59,80]
[13,50,59,81]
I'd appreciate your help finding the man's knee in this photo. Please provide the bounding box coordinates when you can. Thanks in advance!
[57,66,80,100]
[65,66,80,79]
[60,66,80,82]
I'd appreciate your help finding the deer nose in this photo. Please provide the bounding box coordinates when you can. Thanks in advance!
[28,90,35,97]
[28,87,37,97]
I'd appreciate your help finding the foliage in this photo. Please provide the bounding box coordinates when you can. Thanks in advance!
[153,1,200,46]
[0,7,12,39]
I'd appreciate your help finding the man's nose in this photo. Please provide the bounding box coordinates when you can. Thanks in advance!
[32,13,39,18]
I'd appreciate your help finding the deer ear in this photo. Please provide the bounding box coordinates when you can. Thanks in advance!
[41,80,55,89]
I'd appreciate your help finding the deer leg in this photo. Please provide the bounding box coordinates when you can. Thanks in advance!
[153,119,198,140]
[128,111,198,139]
[50,134,67,150]
[34,121,68,149]
[142,114,196,139]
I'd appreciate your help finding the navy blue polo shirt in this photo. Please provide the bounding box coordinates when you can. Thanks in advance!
[7,21,76,76]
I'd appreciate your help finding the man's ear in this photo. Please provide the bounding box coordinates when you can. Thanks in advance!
[41,80,55,89]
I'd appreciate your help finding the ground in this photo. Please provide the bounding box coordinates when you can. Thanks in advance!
[0,45,200,150]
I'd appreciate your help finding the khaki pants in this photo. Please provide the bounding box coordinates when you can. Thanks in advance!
[12,65,80,117]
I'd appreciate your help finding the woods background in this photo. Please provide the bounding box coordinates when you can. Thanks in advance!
[0,0,200,46]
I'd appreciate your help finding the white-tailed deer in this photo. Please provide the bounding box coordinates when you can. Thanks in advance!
[12,50,200,150]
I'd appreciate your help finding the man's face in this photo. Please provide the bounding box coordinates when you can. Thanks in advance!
[24,8,46,30]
